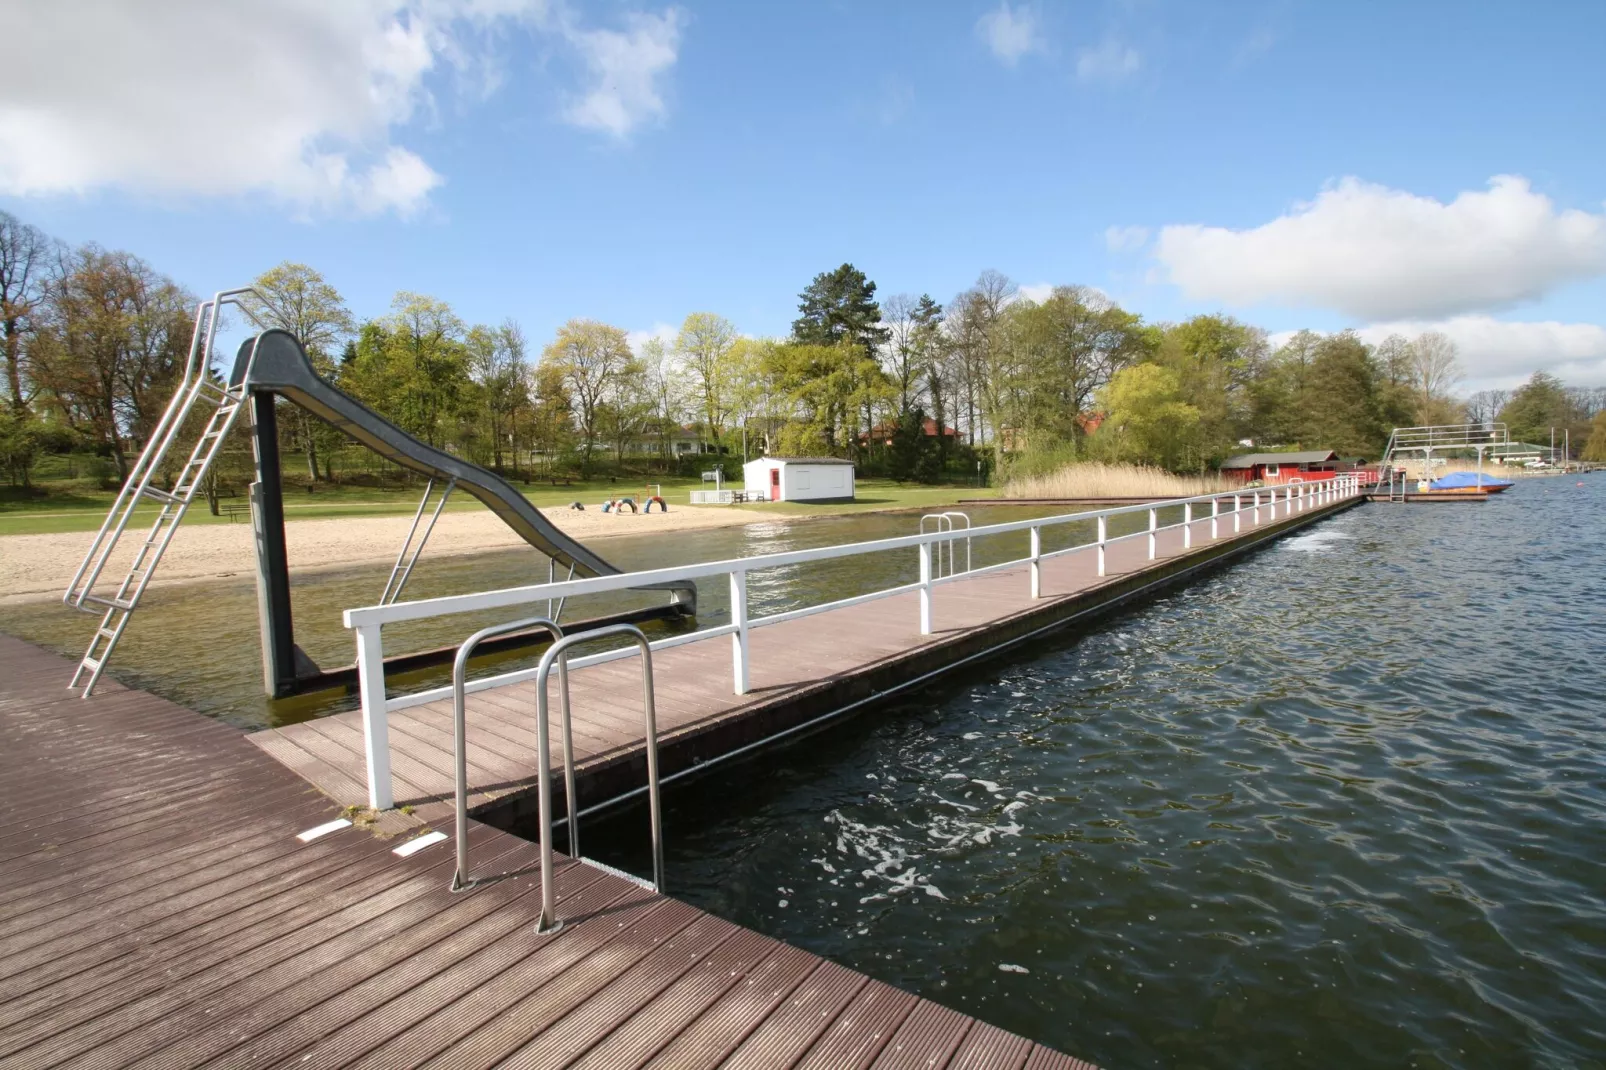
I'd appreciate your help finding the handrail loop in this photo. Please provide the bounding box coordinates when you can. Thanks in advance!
[533,623,663,935]
[450,615,565,892]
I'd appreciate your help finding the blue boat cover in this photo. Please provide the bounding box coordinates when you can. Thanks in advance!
[1429,471,1514,490]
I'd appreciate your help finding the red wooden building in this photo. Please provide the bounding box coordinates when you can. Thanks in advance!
[1220,449,1343,485]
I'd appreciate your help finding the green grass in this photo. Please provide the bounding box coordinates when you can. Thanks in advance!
[0,475,993,536]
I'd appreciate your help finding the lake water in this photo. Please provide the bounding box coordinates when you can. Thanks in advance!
[575,476,1606,1068]
[6,479,1601,1066]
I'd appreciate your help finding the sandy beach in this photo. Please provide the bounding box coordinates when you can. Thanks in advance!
[0,503,768,604]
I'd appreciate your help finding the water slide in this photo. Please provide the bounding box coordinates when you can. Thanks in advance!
[230,329,696,609]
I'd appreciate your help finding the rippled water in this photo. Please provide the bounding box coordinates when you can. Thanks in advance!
[0,502,1144,728]
[581,476,1606,1068]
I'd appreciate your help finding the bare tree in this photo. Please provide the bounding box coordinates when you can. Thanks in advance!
[0,211,55,413]
[1410,331,1461,415]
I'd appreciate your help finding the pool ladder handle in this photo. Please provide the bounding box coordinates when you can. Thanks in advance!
[449,620,665,937]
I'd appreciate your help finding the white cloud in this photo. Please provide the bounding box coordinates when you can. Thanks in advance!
[1076,39,1140,82]
[561,9,684,137]
[1104,225,1149,252]
[627,323,678,356]
[1153,175,1606,320]
[0,0,683,216]
[1270,316,1606,390]
[1016,283,1055,304]
[976,3,1041,66]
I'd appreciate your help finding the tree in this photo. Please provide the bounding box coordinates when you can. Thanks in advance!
[762,341,889,457]
[1582,411,1606,463]
[1498,371,1573,446]
[1409,330,1463,425]
[638,335,681,460]
[1094,363,1201,470]
[880,294,932,416]
[343,293,468,452]
[1014,287,1149,452]
[28,246,194,483]
[0,211,54,414]
[540,319,632,475]
[465,320,527,472]
[792,263,890,361]
[241,263,355,479]
[1152,314,1266,468]
[674,312,740,447]
[1302,333,1387,455]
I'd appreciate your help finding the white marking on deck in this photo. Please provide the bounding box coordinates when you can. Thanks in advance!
[296,819,351,842]
[393,830,448,857]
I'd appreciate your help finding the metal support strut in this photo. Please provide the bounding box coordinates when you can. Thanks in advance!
[380,478,456,605]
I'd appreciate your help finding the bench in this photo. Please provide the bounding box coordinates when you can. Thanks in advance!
[220,503,250,523]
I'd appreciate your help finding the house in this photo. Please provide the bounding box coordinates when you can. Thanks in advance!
[1219,450,1342,485]
[742,456,856,503]
[858,418,959,448]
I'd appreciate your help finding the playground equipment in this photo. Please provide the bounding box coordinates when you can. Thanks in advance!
[601,497,639,513]
[63,302,696,699]
[690,468,734,504]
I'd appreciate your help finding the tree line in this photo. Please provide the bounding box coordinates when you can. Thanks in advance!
[3,207,1604,491]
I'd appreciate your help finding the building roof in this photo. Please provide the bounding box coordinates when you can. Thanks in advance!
[1220,450,1340,469]
[748,455,855,466]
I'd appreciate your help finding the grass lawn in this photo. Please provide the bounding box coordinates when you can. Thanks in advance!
[0,476,997,536]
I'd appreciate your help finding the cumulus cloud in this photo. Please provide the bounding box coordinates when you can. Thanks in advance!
[1153,175,1606,320]
[976,3,1041,66]
[1016,283,1055,304]
[1076,39,1140,82]
[0,0,683,216]
[562,9,684,137]
[1270,316,1606,390]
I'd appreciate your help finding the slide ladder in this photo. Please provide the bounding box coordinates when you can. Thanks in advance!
[63,289,261,696]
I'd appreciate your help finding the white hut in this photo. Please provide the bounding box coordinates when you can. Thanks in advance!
[742,456,855,503]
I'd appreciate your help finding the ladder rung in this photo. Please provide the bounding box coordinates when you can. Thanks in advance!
[82,594,134,611]
[97,628,118,640]
[141,487,180,505]
[79,657,101,672]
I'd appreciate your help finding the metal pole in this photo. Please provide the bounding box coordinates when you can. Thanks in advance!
[1097,515,1107,577]
[729,569,749,694]
[354,623,392,811]
[918,542,933,635]
[1210,497,1218,540]
[1183,502,1193,548]
[1252,490,1261,525]
[1029,526,1041,599]
[1233,494,1241,533]
[1147,508,1157,560]
[451,615,562,892]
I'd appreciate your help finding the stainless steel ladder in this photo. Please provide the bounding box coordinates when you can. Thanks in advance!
[919,510,972,578]
[62,288,261,696]
[449,621,664,936]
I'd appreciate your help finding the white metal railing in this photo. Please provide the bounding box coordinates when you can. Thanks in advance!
[343,475,1361,808]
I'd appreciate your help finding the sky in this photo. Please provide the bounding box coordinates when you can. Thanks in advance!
[3,0,1604,393]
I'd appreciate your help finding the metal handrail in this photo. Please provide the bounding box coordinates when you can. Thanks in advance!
[940,511,972,574]
[450,615,565,892]
[533,623,663,934]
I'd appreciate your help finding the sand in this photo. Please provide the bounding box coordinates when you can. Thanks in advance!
[0,503,768,604]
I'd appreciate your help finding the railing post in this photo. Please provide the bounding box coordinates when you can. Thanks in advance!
[354,622,393,811]
[1183,502,1193,548]
[1232,494,1241,533]
[1147,508,1157,560]
[729,569,749,695]
[1210,497,1218,540]
[1252,490,1261,525]
[918,541,933,635]
[1096,515,1107,577]
[1029,526,1041,599]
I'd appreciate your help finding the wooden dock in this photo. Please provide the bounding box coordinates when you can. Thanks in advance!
[0,634,1091,1069]
[253,497,1358,829]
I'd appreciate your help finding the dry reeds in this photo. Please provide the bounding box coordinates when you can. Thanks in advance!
[1001,461,1231,500]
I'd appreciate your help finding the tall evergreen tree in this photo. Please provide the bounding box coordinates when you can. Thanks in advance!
[791,263,890,360]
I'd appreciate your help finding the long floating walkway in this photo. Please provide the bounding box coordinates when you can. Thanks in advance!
[254,495,1358,829]
[0,634,1089,1069]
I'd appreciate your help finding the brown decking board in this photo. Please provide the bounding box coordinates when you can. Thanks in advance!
[0,634,1085,1067]
[255,498,1356,827]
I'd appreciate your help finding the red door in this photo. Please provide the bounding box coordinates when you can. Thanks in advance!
[769,468,781,501]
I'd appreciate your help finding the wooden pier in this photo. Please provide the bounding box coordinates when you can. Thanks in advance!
[0,635,1090,1069]
[253,494,1359,829]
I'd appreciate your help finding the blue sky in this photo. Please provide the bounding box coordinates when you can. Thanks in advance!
[5,1,1605,389]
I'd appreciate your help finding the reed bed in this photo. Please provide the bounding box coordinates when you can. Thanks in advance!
[1001,462,1232,500]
